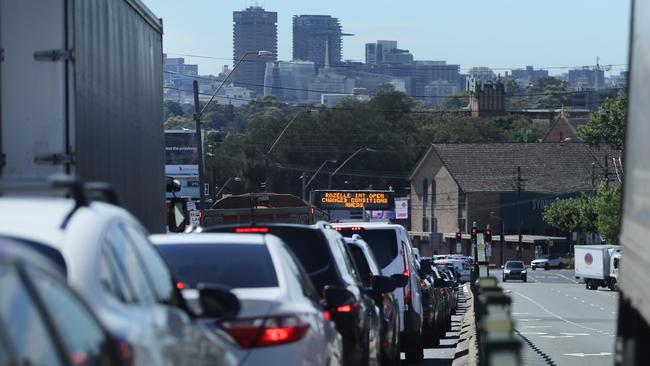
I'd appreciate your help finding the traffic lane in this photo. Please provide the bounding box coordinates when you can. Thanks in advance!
[503,280,616,366]
[494,268,581,285]
[402,293,469,366]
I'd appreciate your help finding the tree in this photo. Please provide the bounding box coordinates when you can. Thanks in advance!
[577,93,627,150]
[592,183,621,244]
[439,92,468,110]
[543,197,583,234]
[163,100,184,120]
[164,115,193,130]
[531,76,571,108]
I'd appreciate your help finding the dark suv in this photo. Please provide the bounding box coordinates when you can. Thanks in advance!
[205,223,391,366]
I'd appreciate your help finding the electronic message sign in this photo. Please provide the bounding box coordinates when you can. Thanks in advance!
[312,190,395,210]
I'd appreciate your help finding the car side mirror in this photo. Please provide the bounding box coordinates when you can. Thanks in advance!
[324,286,355,308]
[391,274,409,288]
[195,283,240,319]
[371,275,396,293]
[166,177,182,193]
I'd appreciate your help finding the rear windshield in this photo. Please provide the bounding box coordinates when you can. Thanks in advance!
[337,229,397,268]
[506,262,524,269]
[348,245,372,285]
[157,244,278,288]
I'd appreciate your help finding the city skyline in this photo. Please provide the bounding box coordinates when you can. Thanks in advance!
[142,0,630,76]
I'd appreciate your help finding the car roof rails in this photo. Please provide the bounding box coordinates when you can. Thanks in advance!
[83,182,120,206]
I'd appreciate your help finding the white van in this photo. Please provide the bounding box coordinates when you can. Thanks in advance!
[333,222,425,363]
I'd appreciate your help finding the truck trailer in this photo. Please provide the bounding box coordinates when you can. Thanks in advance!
[574,245,621,291]
[0,0,165,232]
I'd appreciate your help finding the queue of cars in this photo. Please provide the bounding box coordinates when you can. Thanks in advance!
[0,182,462,366]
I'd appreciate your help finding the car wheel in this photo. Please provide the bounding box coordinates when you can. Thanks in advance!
[544,264,549,271]
[532,267,536,271]
[523,277,527,282]
[502,277,506,282]
[405,334,424,364]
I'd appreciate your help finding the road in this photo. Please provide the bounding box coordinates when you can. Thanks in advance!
[401,292,469,365]
[496,268,618,366]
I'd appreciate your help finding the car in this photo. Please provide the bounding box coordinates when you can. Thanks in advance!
[434,258,472,283]
[204,223,385,366]
[502,261,528,282]
[151,233,344,366]
[332,223,425,363]
[531,254,564,270]
[0,236,128,366]
[345,234,404,365]
[418,258,448,347]
[0,181,240,366]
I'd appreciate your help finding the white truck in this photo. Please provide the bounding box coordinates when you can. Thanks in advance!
[574,245,621,291]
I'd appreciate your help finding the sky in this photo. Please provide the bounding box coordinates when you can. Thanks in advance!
[142,0,631,76]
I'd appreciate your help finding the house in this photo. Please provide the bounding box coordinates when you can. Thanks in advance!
[543,109,590,142]
[407,142,610,263]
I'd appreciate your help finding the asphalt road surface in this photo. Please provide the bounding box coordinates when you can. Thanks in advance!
[401,291,469,365]
[496,268,618,366]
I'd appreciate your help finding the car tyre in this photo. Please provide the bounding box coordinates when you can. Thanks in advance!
[544,264,549,271]
[405,334,424,364]
[523,277,527,282]
[502,277,506,282]
[532,267,536,271]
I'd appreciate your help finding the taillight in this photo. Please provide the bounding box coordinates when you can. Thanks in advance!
[234,227,270,233]
[219,315,309,348]
[323,310,331,321]
[176,281,186,290]
[115,339,134,366]
[402,249,411,306]
[336,304,354,313]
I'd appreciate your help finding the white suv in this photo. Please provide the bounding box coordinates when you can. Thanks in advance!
[0,192,238,366]
[333,222,425,363]
[531,254,564,270]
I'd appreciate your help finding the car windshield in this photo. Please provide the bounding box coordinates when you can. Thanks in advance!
[506,262,524,269]
[336,228,397,268]
[157,244,278,288]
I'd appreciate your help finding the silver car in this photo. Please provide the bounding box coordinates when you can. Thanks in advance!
[152,233,344,366]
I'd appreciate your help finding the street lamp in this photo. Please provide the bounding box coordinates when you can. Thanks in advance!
[328,148,376,189]
[215,177,241,201]
[193,50,272,211]
[302,159,337,200]
[264,109,312,192]
[490,211,506,266]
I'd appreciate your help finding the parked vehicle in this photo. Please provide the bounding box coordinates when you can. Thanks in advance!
[0,180,240,366]
[152,233,344,366]
[204,223,385,366]
[418,258,448,347]
[502,261,527,282]
[0,0,166,232]
[531,254,564,270]
[574,245,621,290]
[434,258,471,283]
[436,267,458,315]
[332,222,425,363]
[0,236,128,365]
[345,234,404,365]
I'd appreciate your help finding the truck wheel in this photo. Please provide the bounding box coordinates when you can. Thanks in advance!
[609,280,618,291]
[585,280,593,290]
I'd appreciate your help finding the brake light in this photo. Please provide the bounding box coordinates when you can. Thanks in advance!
[402,247,411,306]
[234,227,270,233]
[323,310,331,321]
[336,304,354,313]
[219,315,309,348]
[334,227,363,231]
[176,281,186,290]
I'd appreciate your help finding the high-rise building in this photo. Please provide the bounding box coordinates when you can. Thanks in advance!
[365,40,399,64]
[233,6,277,96]
[511,66,549,87]
[293,15,343,66]
[163,54,200,103]
[568,67,605,90]
[264,60,316,103]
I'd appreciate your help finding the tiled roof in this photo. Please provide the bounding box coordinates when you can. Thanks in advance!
[424,143,615,193]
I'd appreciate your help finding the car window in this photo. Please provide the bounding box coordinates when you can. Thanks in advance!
[123,225,181,306]
[99,245,136,303]
[158,244,278,288]
[348,244,373,287]
[0,264,63,366]
[506,262,524,269]
[105,224,156,304]
[275,242,320,302]
[27,265,113,366]
[337,228,398,268]
[0,318,14,365]
[331,238,361,285]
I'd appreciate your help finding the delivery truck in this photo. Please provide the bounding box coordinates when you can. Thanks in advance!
[574,245,621,291]
[0,0,165,232]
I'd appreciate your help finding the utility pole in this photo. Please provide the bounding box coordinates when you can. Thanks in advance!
[603,153,609,187]
[301,172,307,201]
[193,80,206,211]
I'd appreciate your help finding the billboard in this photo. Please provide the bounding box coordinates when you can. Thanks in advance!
[312,190,395,210]
[165,130,200,176]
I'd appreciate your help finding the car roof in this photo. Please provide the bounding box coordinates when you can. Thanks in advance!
[203,222,323,232]
[331,222,404,229]
[150,233,267,245]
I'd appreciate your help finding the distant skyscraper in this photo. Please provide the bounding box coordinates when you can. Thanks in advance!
[511,66,549,86]
[233,6,277,96]
[293,15,343,66]
[365,40,398,64]
[568,67,605,90]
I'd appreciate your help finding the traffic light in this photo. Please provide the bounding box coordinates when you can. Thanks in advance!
[455,231,462,241]
[485,226,492,243]
[471,227,478,243]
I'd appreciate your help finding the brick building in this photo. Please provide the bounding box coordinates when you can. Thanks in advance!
[407,143,610,263]
[543,109,589,142]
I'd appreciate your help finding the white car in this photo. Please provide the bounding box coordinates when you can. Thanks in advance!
[434,259,472,283]
[0,193,239,366]
[531,254,564,270]
[151,233,344,366]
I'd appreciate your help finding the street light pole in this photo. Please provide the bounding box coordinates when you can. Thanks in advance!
[303,159,337,199]
[264,109,311,192]
[491,211,506,267]
[215,177,241,200]
[328,148,376,189]
[192,50,272,212]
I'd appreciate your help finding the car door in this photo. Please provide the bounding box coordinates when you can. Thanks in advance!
[122,223,228,366]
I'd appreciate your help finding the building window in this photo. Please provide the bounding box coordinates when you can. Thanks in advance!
[458,190,466,231]
[422,179,428,232]
[430,179,437,232]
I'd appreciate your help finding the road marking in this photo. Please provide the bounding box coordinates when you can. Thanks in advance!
[611,312,616,315]
[555,272,580,283]
[560,332,590,336]
[590,304,595,307]
[523,325,552,328]
[512,292,605,334]
[541,335,574,338]
[512,312,530,315]
[518,318,542,322]
[573,297,578,300]
[600,307,605,311]
[564,352,612,357]
[520,332,547,335]
[581,300,585,303]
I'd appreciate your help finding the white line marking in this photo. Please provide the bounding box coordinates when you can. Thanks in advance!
[541,335,574,338]
[600,308,605,311]
[564,352,612,357]
[512,312,530,315]
[520,332,547,335]
[523,325,552,329]
[590,304,595,307]
[573,297,578,300]
[611,312,616,315]
[518,318,542,322]
[560,332,590,336]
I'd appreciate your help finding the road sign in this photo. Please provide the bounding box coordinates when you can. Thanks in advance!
[189,210,201,227]
[312,190,395,210]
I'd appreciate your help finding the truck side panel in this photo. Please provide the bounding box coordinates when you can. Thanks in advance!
[73,0,165,232]
[0,0,68,177]
[575,246,606,279]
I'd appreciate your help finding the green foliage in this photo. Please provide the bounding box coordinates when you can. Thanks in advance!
[543,184,620,244]
[163,100,184,120]
[164,115,193,130]
[439,92,469,110]
[577,93,627,150]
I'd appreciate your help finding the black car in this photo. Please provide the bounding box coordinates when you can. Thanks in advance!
[502,261,528,282]
[205,223,390,366]
[0,236,129,366]
[345,235,405,366]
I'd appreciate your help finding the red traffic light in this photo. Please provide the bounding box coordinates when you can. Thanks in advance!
[455,232,462,239]
[485,229,491,235]
[471,227,477,235]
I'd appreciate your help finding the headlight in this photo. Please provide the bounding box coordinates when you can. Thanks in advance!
[522,270,527,273]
